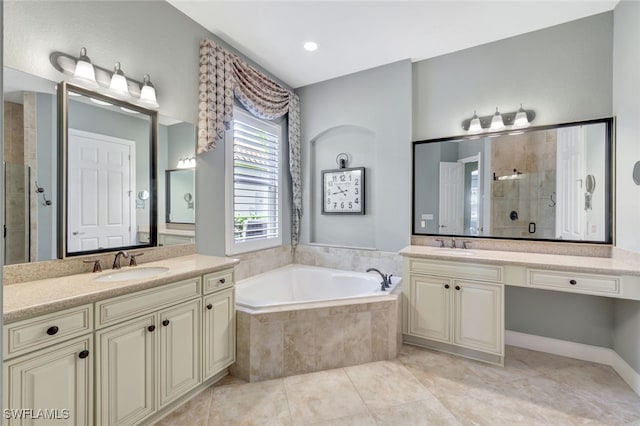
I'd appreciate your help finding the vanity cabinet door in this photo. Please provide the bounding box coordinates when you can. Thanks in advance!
[3,335,92,426]
[96,314,156,426]
[203,287,236,380]
[408,275,452,343]
[159,299,201,407]
[452,280,504,355]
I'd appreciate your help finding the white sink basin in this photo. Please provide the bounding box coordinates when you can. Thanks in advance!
[94,267,169,283]
[436,249,475,256]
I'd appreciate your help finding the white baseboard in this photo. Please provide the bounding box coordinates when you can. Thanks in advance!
[505,330,640,397]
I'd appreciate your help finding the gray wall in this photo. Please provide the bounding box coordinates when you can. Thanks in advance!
[35,93,57,260]
[413,12,613,141]
[612,0,640,374]
[297,60,412,252]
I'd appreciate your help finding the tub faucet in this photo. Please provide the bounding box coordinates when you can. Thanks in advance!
[112,251,129,270]
[366,268,389,291]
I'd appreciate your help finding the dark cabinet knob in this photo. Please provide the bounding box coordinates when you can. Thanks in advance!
[78,350,89,359]
[206,304,213,310]
[444,284,450,289]
[46,326,59,336]
[219,278,226,284]
[148,325,156,332]
[569,279,577,285]
[162,319,170,327]
[455,286,461,291]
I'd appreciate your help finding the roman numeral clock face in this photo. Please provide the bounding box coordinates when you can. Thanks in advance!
[322,167,365,214]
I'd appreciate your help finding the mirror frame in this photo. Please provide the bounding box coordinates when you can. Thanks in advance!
[57,81,158,257]
[411,117,614,244]
[165,168,195,225]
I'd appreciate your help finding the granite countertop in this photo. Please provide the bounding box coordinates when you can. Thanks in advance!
[399,245,640,276]
[3,254,239,324]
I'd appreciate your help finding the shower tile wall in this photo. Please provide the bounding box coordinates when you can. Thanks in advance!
[491,130,557,239]
[4,101,29,264]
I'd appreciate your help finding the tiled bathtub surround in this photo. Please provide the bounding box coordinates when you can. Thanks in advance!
[230,245,293,280]
[411,235,612,257]
[295,244,403,276]
[231,298,398,382]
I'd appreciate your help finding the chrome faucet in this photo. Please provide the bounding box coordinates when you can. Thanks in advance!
[112,251,129,270]
[435,239,445,248]
[366,268,390,291]
[450,237,457,249]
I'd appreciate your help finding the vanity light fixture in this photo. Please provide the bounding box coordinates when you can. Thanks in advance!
[462,105,536,134]
[109,62,131,99]
[177,155,196,169]
[490,108,505,130]
[70,48,99,89]
[139,75,159,108]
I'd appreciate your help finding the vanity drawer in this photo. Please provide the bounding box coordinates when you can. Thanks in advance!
[409,258,503,283]
[3,304,93,359]
[95,277,202,328]
[527,269,620,295]
[203,269,234,294]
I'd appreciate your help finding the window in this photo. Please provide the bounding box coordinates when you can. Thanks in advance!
[225,108,282,254]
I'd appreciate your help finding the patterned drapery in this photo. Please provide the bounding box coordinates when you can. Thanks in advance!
[198,39,302,249]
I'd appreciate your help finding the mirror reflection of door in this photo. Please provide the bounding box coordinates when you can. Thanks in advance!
[438,162,464,234]
[556,126,585,240]
[461,153,483,236]
[67,129,135,253]
[166,168,195,224]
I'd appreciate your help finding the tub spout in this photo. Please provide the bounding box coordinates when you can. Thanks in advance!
[366,268,389,290]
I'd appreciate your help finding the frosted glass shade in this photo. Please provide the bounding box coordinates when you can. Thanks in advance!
[468,112,482,133]
[139,74,159,108]
[109,62,131,99]
[490,109,505,130]
[71,48,98,89]
[513,106,530,128]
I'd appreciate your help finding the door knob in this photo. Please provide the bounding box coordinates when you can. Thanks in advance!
[72,231,86,235]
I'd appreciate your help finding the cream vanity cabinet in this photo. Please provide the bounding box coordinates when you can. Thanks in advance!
[404,257,505,362]
[202,269,236,380]
[3,305,94,426]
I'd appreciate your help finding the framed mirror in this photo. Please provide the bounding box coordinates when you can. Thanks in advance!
[412,118,613,243]
[165,168,195,224]
[58,81,158,257]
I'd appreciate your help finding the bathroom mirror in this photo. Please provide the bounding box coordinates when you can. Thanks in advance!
[165,168,195,224]
[3,67,198,264]
[59,81,158,256]
[412,118,613,243]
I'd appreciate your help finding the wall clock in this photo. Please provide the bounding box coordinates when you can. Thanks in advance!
[321,167,365,214]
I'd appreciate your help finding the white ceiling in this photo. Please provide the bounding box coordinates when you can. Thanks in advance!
[168,0,617,88]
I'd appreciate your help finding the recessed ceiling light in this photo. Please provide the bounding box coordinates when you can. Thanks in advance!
[303,41,318,52]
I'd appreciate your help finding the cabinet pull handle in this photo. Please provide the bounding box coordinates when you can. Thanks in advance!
[162,319,170,327]
[219,278,226,284]
[569,279,577,285]
[78,350,90,359]
[455,286,461,291]
[206,304,213,310]
[46,326,59,336]
[147,325,156,332]
[444,284,450,289]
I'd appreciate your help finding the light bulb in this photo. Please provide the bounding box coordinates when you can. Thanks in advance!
[490,107,505,130]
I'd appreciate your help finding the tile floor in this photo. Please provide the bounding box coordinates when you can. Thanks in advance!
[155,344,640,425]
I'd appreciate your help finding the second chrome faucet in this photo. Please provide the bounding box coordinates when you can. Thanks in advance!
[112,251,129,269]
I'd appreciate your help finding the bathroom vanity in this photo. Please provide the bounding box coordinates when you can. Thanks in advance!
[401,246,640,364]
[2,254,237,426]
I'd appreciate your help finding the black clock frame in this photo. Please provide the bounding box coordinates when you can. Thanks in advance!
[321,167,366,215]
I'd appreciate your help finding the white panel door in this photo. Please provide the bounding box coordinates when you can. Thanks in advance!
[4,336,92,426]
[439,162,464,234]
[159,299,201,407]
[96,315,156,426]
[556,126,585,240]
[203,288,236,380]
[452,280,503,355]
[67,129,135,252]
[408,275,451,343]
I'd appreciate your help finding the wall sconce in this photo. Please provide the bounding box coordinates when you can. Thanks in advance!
[462,105,535,134]
[177,155,196,169]
[50,48,159,109]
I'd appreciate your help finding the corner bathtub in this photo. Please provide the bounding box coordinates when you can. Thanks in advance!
[231,264,401,382]
[236,264,400,310]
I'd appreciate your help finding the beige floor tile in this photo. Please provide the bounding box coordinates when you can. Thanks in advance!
[153,387,213,426]
[208,379,291,425]
[214,374,249,388]
[306,413,377,426]
[284,369,368,425]
[370,398,461,426]
[345,360,433,409]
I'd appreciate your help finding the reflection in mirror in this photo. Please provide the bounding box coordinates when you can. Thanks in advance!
[2,67,198,264]
[166,169,195,224]
[60,82,158,256]
[413,118,612,243]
